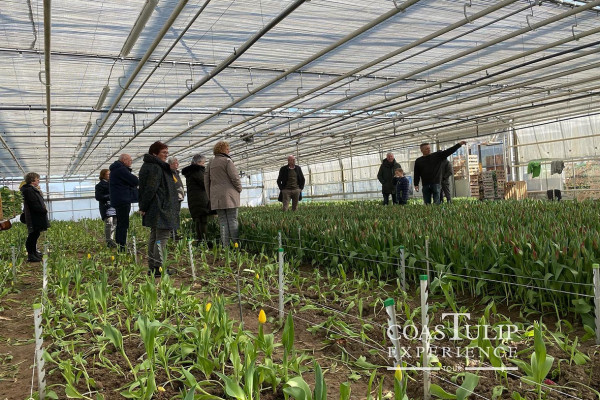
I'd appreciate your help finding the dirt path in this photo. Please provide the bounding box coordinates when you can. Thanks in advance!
[0,262,42,400]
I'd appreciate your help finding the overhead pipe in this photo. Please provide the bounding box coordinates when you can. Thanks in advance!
[240,0,600,144]
[86,0,310,178]
[0,104,337,117]
[320,55,600,140]
[289,42,600,140]
[245,14,600,154]
[171,0,522,156]
[72,0,190,175]
[228,0,530,140]
[229,56,600,166]
[0,47,395,82]
[0,135,26,175]
[236,76,600,169]
[243,104,600,171]
[239,92,600,171]
[120,0,159,58]
[265,79,600,165]
[42,0,51,197]
[160,0,422,148]
[81,0,214,165]
[319,88,600,157]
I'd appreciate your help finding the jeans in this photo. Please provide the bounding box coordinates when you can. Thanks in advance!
[114,204,131,251]
[217,208,238,247]
[26,230,41,256]
[282,188,301,211]
[104,216,117,247]
[148,227,171,273]
[382,192,397,205]
[422,183,441,205]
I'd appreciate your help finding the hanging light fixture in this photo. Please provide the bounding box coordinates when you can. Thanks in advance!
[94,86,110,111]
[119,0,158,58]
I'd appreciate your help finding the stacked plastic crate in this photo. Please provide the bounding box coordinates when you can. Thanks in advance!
[468,155,480,198]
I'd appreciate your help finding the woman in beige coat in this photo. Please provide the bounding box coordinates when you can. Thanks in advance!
[205,141,242,246]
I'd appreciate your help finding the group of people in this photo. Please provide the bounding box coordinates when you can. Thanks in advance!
[101,140,242,276]
[378,140,466,205]
[21,140,243,275]
[18,140,465,264]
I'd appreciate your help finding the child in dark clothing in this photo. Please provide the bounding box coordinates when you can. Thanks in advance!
[392,168,410,205]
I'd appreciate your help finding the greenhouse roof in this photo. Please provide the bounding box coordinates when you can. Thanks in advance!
[0,0,599,178]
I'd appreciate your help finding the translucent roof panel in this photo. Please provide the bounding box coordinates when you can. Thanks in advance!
[0,0,599,179]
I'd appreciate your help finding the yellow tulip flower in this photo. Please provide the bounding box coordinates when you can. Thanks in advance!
[87,253,91,259]
[157,386,166,392]
[205,303,212,312]
[258,309,266,324]
[395,366,402,381]
[234,242,239,248]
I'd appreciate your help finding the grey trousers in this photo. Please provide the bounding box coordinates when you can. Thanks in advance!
[282,188,301,211]
[217,208,238,247]
[104,217,117,247]
[148,227,171,270]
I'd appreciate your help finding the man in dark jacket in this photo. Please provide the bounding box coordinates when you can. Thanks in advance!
[138,142,179,276]
[377,153,401,205]
[182,154,212,245]
[414,141,466,204]
[276,155,305,211]
[109,154,139,252]
[440,159,454,203]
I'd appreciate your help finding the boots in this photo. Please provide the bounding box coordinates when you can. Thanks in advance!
[27,252,42,262]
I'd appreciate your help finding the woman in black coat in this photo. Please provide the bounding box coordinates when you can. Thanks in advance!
[95,169,117,248]
[138,141,179,276]
[181,154,211,245]
[20,172,50,262]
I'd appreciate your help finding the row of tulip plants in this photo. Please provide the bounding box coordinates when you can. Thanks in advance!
[0,220,369,399]
[236,200,600,325]
[0,203,598,399]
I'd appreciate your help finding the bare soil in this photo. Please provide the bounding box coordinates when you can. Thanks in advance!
[2,245,600,400]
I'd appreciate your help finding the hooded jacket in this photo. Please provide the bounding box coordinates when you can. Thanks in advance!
[138,154,179,230]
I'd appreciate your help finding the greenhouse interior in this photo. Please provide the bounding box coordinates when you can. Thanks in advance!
[1,0,600,399]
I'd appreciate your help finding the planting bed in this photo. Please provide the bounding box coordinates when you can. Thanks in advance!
[1,200,600,400]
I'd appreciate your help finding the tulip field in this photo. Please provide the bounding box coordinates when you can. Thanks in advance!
[1,200,600,400]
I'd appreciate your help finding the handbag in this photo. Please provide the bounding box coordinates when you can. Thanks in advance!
[106,207,117,217]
